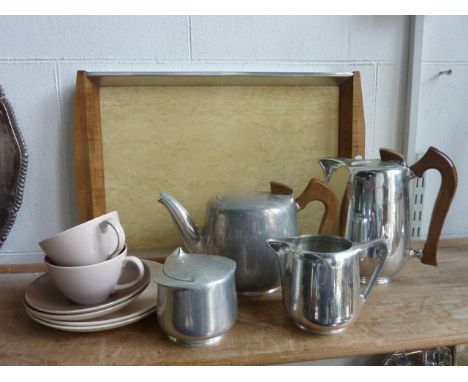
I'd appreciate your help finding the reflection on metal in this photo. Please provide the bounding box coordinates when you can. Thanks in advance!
[0,86,28,248]
[382,347,453,366]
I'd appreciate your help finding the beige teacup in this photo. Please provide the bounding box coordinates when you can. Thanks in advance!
[39,211,126,267]
[45,245,144,305]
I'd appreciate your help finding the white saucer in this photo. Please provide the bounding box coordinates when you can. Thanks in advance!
[27,309,156,332]
[24,294,138,322]
[25,261,161,332]
[25,260,153,316]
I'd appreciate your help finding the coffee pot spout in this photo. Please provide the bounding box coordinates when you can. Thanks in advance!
[319,158,347,182]
[158,192,204,253]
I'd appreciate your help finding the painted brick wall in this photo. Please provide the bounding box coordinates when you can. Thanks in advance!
[0,15,410,262]
[416,16,468,239]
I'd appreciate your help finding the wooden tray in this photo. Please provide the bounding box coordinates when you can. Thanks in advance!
[73,71,365,249]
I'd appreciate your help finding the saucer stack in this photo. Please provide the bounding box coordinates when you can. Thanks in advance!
[24,211,160,332]
[24,260,161,332]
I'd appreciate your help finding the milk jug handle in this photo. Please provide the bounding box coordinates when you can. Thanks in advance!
[409,147,458,266]
[353,238,388,301]
[270,178,339,235]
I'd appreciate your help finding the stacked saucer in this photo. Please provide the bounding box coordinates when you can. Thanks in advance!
[24,259,161,332]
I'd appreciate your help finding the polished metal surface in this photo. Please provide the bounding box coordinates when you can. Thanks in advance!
[154,248,237,347]
[0,86,28,248]
[320,158,420,283]
[159,192,299,294]
[382,347,452,366]
[167,333,225,348]
[85,71,354,87]
[266,235,387,334]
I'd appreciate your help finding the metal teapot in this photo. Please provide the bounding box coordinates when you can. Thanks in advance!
[266,234,388,334]
[153,247,237,347]
[159,178,338,295]
[319,146,458,284]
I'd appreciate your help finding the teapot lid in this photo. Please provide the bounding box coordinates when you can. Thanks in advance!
[211,192,293,211]
[156,247,236,286]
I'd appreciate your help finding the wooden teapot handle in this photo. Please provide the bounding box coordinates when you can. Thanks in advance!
[379,148,405,163]
[270,179,339,235]
[410,147,458,266]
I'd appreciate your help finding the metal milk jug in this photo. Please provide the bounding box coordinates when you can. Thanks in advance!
[266,234,388,334]
[319,146,457,284]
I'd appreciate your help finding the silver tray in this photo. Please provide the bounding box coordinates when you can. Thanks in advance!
[0,86,28,248]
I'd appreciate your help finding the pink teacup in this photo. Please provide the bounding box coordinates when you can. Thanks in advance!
[45,245,144,305]
[39,211,126,267]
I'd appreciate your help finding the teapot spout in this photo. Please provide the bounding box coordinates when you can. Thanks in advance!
[158,192,204,253]
[319,158,347,182]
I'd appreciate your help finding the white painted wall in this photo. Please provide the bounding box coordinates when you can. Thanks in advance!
[0,15,411,262]
[416,16,468,239]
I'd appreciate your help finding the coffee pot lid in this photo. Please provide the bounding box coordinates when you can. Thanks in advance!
[324,158,406,171]
[159,247,236,285]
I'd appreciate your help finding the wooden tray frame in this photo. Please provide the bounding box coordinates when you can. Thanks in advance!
[73,71,365,223]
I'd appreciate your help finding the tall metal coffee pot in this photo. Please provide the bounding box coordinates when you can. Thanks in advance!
[319,146,457,284]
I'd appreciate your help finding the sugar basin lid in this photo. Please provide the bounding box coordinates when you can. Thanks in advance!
[160,247,236,284]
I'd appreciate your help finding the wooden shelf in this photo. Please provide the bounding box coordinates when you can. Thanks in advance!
[1,246,468,365]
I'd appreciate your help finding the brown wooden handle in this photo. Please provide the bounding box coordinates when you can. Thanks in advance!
[295,178,339,235]
[379,148,405,163]
[410,146,458,266]
[269,181,294,195]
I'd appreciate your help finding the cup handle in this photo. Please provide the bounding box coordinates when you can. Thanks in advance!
[113,256,145,291]
[102,220,126,258]
[353,238,388,301]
